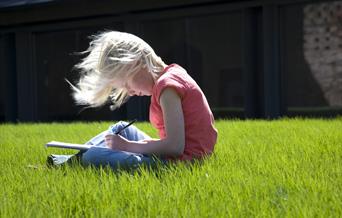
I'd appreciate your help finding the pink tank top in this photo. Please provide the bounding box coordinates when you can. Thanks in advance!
[149,64,217,160]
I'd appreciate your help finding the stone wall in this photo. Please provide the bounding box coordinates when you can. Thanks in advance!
[304,1,342,106]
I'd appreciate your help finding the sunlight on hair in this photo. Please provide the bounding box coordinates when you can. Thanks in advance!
[69,31,166,109]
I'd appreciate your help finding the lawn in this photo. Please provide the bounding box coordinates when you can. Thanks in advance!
[0,118,341,217]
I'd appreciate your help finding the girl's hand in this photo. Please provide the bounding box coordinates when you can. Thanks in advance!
[105,134,128,150]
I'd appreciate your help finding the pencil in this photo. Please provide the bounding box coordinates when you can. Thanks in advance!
[114,119,137,134]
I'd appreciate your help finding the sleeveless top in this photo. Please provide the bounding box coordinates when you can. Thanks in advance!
[149,64,217,160]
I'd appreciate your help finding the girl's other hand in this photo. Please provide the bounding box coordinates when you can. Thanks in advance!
[105,134,128,150]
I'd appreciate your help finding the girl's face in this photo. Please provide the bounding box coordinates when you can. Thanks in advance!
[124,68,155,96]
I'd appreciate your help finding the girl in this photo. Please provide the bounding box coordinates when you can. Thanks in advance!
[49,31,217,170]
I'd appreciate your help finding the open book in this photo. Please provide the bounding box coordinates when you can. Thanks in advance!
[45,141,93,151]
[45,120,137,151]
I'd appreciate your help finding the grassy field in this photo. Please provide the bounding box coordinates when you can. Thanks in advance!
[0,118,341,217]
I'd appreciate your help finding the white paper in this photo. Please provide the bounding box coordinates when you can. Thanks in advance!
[45,141,92,150]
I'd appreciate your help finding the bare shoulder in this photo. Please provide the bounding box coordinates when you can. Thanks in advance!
[159,87,181,105]
[159,87,183,120]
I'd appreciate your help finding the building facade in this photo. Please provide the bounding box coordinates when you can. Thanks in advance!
[0,0,341,122]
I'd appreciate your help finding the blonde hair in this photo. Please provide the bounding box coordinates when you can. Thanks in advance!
[70,31,166,109]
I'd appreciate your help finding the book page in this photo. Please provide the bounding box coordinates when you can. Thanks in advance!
[45,141,92,150]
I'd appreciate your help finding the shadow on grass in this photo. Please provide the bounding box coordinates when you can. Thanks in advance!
[43,152,211,178]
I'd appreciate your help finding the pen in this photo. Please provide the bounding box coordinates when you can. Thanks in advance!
[114,119,137,134]
[94,119,137,146]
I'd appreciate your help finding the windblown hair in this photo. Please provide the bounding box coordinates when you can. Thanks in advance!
[70,31,165,109]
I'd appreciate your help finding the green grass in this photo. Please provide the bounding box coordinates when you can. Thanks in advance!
[0,118,341,217]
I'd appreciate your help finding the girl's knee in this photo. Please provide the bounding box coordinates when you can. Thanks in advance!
[109,121,128,135]
[112,121,128,129]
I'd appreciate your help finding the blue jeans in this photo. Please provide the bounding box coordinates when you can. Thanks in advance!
[47,121,164,170]
[81,121,163,170]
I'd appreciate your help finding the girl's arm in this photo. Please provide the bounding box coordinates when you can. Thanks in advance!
[105,87,185,157]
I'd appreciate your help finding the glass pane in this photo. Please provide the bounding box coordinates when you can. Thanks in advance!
[187,12,244,117]
[35,24,126,121]
[141,12,244,118]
